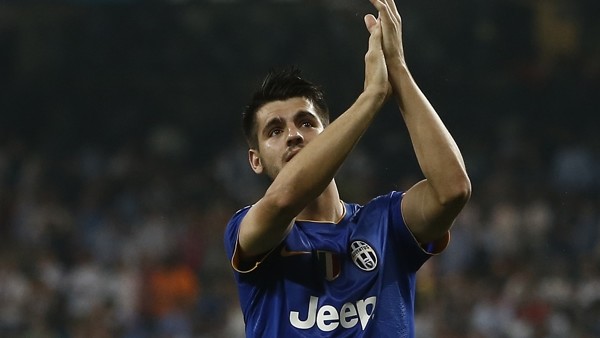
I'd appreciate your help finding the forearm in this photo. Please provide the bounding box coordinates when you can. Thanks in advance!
[390,64,469,202]
[238,90,386,257]
[267,89,387,215]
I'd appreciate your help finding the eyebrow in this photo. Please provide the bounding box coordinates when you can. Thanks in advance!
[294,110,318,123]
[262,116,284,136]
[261,110,319,136]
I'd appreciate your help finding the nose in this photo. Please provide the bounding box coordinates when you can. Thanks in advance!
[286,126,304,147]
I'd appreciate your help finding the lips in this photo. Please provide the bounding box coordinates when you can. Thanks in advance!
[284,147,303,162]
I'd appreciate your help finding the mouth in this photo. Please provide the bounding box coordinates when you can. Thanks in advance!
[284,147,303,163]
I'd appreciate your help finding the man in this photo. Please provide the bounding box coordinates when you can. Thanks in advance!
[224,0,471,336]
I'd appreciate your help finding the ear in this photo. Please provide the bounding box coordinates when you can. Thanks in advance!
[248,149,263,174]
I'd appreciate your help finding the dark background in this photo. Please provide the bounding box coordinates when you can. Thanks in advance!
[0,0,598,337]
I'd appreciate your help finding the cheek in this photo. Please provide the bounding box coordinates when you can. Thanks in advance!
[303,128,323,142]
[259,140,282,162]
[263,135,285,150]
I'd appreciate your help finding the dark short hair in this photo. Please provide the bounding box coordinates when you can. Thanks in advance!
[242,67,330,149]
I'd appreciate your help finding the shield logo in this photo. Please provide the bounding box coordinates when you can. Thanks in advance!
[350,240,378,271]
[317,251,341,281]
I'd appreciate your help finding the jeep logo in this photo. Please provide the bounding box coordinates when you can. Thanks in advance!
[289,296,377,331]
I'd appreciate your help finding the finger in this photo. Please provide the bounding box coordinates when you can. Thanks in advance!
[383,0,400,17]
[367,18,382,51]
[368,0,386,15]
[369,0,397,32]
[384,0,401,30]
[364,14,378,34]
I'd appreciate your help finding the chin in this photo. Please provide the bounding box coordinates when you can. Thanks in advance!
[264,166,282,181]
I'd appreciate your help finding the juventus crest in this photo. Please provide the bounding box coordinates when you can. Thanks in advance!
[350,240,378,271]
[316,240,378,282]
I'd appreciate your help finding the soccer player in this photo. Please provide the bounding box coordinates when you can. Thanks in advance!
[224,0,471,336]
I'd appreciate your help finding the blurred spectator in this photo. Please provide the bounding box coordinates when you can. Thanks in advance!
[141,253,199,338]
[0,251,32,335]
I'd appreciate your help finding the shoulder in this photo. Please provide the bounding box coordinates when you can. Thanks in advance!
[224,206,252,256]
[347,191,404,222]
[364,191,404,209]
[225,206,252,231]
[228,205,252,225]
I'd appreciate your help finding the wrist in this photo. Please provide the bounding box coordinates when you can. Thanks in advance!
[361,86,388,107]
[387,57,409,74]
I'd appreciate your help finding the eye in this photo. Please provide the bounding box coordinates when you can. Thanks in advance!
[301,121,314,128]
[268,128,283,137]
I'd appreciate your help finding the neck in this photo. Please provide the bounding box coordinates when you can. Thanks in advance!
[296,180,343,223]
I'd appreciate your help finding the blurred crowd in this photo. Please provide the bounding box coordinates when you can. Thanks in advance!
[0,0,599,337]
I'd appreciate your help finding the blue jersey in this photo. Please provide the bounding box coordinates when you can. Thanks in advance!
[224,191,448,337]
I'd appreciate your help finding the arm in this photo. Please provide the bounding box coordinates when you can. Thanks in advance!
[237,19,390,262]
[368,0,471,244]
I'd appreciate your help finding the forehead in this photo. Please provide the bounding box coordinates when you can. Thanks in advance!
[255,97,318,126]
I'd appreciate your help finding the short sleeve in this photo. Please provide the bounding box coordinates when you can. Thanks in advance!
[224,206,281,274]
[223,206,255,273]
[388,191,450,271]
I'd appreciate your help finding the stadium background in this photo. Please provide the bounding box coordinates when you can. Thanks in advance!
[0,0,598,337]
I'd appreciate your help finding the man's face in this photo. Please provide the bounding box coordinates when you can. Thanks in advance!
[249,97,325,179]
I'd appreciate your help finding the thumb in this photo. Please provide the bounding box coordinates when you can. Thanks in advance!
[364,14,378,34]
[365,15,382,52]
